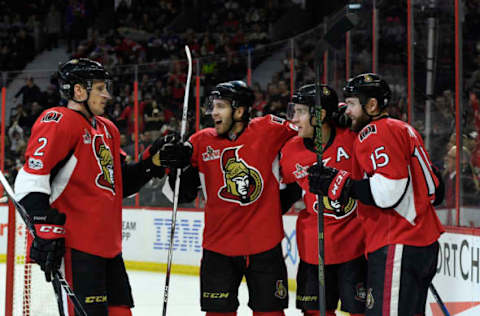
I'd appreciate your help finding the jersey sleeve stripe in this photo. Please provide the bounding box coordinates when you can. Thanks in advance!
[14,168,51,201]
[370,173,408,208]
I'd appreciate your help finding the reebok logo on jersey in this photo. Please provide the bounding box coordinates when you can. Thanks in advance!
[28,157,43,170]
[218,146,263,206]
[359,124,377,142]
[202,146,220,161]
[41,111,63,123]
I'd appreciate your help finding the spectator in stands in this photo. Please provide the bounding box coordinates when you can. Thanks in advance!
[252,89,267,117]
[14,77,42,107]
[443,145,479,224]
[7,121,26,155]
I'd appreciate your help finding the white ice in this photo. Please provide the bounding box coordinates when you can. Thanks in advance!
[0,264,325,316]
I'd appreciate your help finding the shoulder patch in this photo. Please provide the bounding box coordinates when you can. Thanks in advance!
[270,115,285,125]
[359,124,377,142]
[41,110,63,123]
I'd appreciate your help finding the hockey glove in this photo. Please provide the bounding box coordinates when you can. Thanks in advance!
[30,208,66,282]
[308,164,353,207]
[158,134,193,169]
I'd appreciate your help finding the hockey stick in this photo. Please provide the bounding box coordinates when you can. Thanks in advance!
[162,45,192,316]
[313,43,327,316]
[429,283,450,316]
[312,12,358,316]
[0,171,88,316]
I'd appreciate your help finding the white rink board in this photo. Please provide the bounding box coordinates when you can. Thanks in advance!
[425,230,480,316]
[121,208,300,280]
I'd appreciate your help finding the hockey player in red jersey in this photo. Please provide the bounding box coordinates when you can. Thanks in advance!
[14,58,168,316]
[308,73,445,316]
[159,81,297,316]
[280,84,366,316]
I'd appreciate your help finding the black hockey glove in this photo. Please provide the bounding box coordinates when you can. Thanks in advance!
[140,134,182,178]
[158,134,193,169]
[308,164,353,207]
[30,208,66,282]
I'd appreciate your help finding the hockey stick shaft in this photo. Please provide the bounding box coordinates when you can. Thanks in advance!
[0,171,88,316]
[429,283,450,316]
[162,45,192,316]
[313,59,326,316]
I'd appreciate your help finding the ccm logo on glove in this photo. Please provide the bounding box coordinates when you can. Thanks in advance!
[329,170,351,201]
[35,224,65,238]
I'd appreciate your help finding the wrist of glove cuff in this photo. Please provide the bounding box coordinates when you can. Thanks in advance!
[30,208,66,282]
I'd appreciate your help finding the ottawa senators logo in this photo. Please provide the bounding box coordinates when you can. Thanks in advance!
[218,146,263,205]
[93,134,115,194]
[313,196,357,219]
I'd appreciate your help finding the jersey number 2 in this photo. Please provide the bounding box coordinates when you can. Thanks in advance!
[33,137,47,156]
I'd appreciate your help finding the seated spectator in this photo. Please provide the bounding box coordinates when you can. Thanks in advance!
[443,145,479,224]
[14,76,42,107]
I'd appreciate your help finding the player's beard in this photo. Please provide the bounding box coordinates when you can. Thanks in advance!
[351,111,371,133]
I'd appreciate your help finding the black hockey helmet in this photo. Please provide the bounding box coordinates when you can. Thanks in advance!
[287,84,338,121]
[205,80,255,120]
[57,58,112,101]
[343,73,391,109]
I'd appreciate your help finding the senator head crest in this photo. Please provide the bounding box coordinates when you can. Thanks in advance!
[218,146,263,205]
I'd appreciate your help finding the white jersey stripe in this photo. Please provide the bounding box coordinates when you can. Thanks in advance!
[384,244,403,316]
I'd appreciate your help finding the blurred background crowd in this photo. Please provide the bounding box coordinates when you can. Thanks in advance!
[1,0,480,224]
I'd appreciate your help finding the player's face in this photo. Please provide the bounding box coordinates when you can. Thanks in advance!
[88,81,112,116]
[211,99,233,135]
[290,104,314,138]
[345,97,370,132]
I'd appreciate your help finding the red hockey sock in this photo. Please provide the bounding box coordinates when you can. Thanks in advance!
[303,310,319,316]
[206,313,237,316]
[253,311,285,316]
[326,311,336,316]
[108,305,132,316]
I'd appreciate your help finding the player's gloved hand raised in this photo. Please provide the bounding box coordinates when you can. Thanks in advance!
[157,133,193,169]
[308,163,353,207]
[30,208,66,282]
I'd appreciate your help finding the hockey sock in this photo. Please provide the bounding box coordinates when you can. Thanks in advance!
[108,305,132,316]
[206,313,237,316]
[303,310,319,316]
[253,311,285,316]
[326,311,336,316]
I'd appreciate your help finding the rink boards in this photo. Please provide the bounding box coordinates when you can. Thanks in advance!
[1,205,480,315]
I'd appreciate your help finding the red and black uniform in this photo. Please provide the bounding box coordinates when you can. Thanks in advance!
[15,107,161,315]
[172,115,297,313]
[280,127,366,314]
[351,117,444,316]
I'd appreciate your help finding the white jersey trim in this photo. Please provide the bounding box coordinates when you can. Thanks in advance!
[199,171,207,201]
[14,168,51,201]
[370,173,408,208]
[50,154,78,204]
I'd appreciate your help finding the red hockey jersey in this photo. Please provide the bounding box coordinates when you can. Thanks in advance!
[189,115,297,256]
[280,128,365,265]
[14,107,123,258]
[352,117,444,254]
